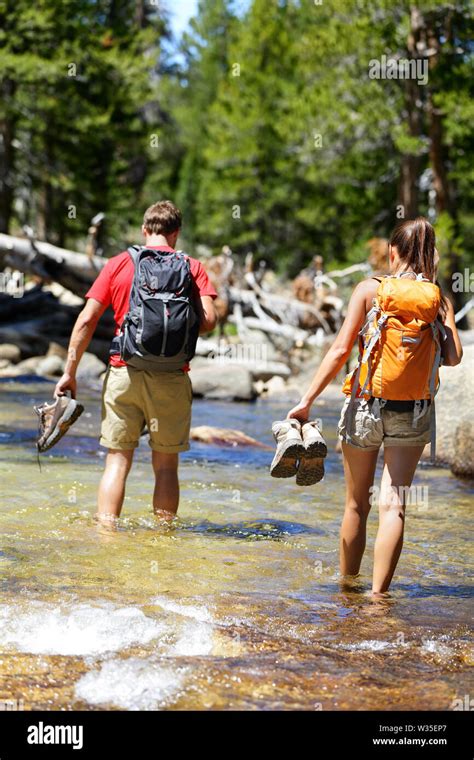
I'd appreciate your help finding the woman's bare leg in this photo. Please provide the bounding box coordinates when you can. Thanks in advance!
[340,443,380,576]
[373,444,425,594]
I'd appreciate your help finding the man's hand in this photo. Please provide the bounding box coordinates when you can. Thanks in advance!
[54,372,77,398]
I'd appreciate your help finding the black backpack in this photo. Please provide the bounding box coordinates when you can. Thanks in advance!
[110,246,200,371]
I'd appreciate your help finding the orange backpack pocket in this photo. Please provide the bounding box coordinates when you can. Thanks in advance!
[370,322,435,400]
[342,277,442,401]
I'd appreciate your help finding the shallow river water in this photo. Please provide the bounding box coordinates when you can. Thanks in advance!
[0,376,472,710]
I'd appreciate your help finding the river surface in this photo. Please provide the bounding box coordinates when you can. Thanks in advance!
[0,376,472,710]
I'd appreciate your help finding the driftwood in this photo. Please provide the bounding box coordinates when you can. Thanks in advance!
[0,233,105,297]
[0,232,356,366]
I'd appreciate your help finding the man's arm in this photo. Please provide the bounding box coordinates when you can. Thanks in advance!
[196,295,218,334]
[54,298,107,397]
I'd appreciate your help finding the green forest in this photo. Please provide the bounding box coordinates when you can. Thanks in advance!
[0,0,472,283]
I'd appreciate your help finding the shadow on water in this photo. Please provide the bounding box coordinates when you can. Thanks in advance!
[398,583,474,599]
[180,518,324,541]
[100,515,324,542]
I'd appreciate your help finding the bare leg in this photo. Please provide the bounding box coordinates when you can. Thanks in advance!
[340,443,379,577]
[97,448,134,522]
[373,445,425,594]
[152,451,179,517]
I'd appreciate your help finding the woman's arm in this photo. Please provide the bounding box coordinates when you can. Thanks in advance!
[287,280,376,422]
[440,298,463,366]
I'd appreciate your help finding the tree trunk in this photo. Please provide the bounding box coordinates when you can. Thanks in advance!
[36,135,54,242]
[0,233,105,297]
[0,78,16,234]
[397,7,423,219]
[425,11,466,324]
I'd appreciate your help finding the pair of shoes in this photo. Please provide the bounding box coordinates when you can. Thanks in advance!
[270,418,327,486]
[34,394,84,452]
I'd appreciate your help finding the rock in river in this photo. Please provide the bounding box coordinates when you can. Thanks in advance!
[189,364,256,401]
[435,344,473,478]
[190,426,269,448]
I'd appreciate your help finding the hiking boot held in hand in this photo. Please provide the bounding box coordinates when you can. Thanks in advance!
[270,419,305,478]
[296,420,328,486]
[35,394,84,453]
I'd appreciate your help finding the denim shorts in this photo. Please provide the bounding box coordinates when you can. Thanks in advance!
[337,397,432,450]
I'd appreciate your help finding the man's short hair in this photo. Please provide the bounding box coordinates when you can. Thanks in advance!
[143,200,182,235]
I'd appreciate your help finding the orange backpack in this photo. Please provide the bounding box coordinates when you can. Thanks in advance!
[342,273,446,458]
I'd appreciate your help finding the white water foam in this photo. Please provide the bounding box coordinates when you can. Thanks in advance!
[0,602,166,656]
[152,596,213,623]
[152,597,214,655]
[338,639,408,652]
[421,639,453,657]
[75,658,186,710]
[171,621,214,656]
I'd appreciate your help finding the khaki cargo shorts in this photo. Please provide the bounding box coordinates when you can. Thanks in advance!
[100,365,192,453]
[337,397,432,450]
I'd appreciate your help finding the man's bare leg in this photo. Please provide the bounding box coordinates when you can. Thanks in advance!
[97,448,135,523]
[152,451,179,517]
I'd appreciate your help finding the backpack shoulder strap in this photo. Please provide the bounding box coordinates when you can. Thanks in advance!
[175,249,191,263]
[127,245,144,267]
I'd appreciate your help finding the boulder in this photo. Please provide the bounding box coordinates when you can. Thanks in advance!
[0,343,21,363]
[189,364,256,401]
[15,355,44,372]
[47,341,68,359]
[238,328,279,361]
[263,376,287,395]
[36,354,65,377]
[76,352,107,379]
[452,422,474,478]
[435,345,474,478]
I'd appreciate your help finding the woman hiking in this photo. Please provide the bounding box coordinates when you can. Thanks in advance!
[287,218,463,595]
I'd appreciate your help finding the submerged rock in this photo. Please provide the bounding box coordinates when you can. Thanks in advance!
[190,425,269,448]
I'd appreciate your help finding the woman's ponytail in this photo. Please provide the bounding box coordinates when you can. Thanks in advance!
[389,216,448,318]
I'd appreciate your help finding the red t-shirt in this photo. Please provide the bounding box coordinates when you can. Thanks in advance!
[85,245,217,369]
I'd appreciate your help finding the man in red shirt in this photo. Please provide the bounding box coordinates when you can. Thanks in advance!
[54,201,217,523]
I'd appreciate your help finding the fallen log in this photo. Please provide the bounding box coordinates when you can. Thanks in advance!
[228,313,309,342]
[0,233,105,297]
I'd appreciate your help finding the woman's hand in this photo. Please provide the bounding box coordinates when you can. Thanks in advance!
[287,398,312,423]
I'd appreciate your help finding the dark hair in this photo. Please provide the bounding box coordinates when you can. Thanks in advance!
[143,200,182,235]
[389,217,448,318]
